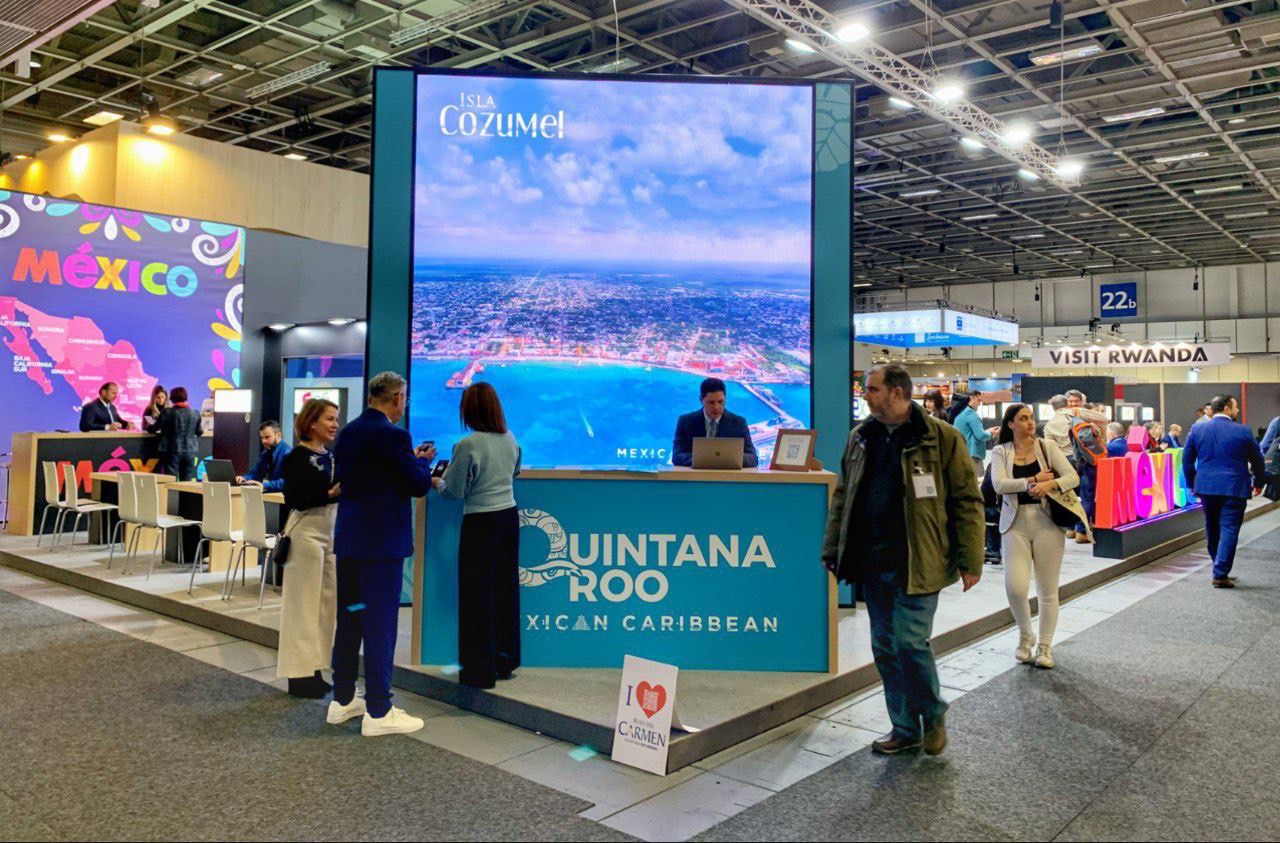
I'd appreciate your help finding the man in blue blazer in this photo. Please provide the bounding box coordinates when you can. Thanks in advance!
[671,377,758,468]
[1183,394,1266,588]
[328,371,436,736]
[78,382,133,431]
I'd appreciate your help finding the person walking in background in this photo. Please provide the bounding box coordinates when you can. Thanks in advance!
[946,392,968,425]
[1260,414,1280,455]
[433,383,522,689]
[277,399,340,699]
[953,391,996,481]
[142,385,168,433]
[239,421,292,492]
[1183,394,1266,589]
[1193,402,1213,428]
[823,365,985,757]
[922,389,948,423]
[1163,423,1184,450]
[1106,422,1129,458]
[990,404,1088,670]
[157,387,202,480]
[1044,390,1107,543]
[328,372,435,736]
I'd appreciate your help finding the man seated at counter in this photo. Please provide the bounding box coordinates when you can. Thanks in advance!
[79,382,133,432]
[237,420,292,491]
[671,377,759,468]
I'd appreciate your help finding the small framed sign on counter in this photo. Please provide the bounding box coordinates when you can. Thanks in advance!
[770,429,818,471]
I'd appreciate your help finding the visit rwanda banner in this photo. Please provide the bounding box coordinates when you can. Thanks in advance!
[0,190,245,451]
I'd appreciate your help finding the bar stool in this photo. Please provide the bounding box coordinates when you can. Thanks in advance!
[224,485,277,601]
[189,482,241,594]
[36,461,71,547]
[106,473,141,569]
[127,473,198,579]
[55,463,116,548]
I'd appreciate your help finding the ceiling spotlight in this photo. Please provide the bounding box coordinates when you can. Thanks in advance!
[267,323,294,331]
[1004,123,1033,144]
[962,213,999,221]
[888,97,914,110]
[835,21,871,42]
[959,136,985,150]
[1017,168,1040,181]
[785,38,816,54]
[145,115,178,135]
[1056,159,1084,179]
[1227,117,1246,125]
[46,132,72,143]
[1193,184,1243,195]
[932,82,965,103]
[327,317,356,326]
[284,152,307,161]
[900,188,941,198]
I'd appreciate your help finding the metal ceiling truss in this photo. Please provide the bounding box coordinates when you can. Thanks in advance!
[1,0,1278,288]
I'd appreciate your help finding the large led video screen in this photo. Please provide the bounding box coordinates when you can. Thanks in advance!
[410,73,813,468]
[0,190,245,453]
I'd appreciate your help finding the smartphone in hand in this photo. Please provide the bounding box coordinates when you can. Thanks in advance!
[431,459,450,479]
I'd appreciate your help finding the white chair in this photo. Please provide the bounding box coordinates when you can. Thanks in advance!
[54,463,116,548]
[106,473,141,569]
[189,482,242,594]
[36,461,71,547]
[126,473,198,579]
[224,484,278,601]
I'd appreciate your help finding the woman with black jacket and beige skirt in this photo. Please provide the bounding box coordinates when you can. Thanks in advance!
[990,403,1091,670]
[277,398,341,698]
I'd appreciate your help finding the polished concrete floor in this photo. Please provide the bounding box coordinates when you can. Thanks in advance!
[2,508,1278,841]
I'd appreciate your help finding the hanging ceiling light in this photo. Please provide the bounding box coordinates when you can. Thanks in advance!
[1017,168,1040,180]
[785,38,816,54]
[888,97,914,110]
[1056,159,1084,179]
[959,136,985,150]
[835,21,871,42]
[1003,122,1033,144]
[932,82,965,103]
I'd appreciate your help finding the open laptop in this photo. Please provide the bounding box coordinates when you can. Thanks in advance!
[691,437,745,470]
[205,459,241,485]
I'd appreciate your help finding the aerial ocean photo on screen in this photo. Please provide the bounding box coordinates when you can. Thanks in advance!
[410,74,813,468]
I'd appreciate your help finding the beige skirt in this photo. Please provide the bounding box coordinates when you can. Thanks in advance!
[276,504,338,679]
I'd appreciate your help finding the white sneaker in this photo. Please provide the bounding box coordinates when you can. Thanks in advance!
[326,695,367,725]
[1034,643,1055,670]
[361,706,425,737]
[1015,634,1037,664]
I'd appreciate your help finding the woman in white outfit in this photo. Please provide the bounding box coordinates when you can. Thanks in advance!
[276,398,341,697]
[990,403,1091,669]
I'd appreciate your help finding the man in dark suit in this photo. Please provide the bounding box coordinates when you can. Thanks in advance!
[1183,393,1266,588]
[671,377,759,468]
[327,371,435,737]
[79,382,133,432]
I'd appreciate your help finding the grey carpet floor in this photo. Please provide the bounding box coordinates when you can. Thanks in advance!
[698,527,1280,842]
[0,589,630,842]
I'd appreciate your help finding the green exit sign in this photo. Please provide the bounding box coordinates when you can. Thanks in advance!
[1001,350,1020,359]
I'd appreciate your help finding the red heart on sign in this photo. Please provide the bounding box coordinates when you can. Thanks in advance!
[635,681,667,719]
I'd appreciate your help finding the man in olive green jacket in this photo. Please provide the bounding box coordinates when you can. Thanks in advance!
[823,365,985,757]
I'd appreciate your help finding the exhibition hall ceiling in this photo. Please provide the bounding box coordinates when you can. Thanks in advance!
[3,0,1280,288]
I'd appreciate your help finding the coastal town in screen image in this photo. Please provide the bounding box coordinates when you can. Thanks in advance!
[410,74,813,468]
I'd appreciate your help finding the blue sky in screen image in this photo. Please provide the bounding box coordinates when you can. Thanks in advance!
[410,74,813,469]
[412,75,812,265]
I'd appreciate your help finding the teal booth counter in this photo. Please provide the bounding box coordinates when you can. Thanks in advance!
[414,468,838,673]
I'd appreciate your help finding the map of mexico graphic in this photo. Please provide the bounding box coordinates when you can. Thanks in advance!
[0,190,245,470]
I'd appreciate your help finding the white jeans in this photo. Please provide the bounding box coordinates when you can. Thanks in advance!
[276,504,338,679]
[1001,504,1064,645]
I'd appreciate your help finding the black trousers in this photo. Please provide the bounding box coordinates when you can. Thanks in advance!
[458,506,520,688]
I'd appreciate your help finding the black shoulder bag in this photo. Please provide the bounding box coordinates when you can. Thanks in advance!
[1036,441,1080,529]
